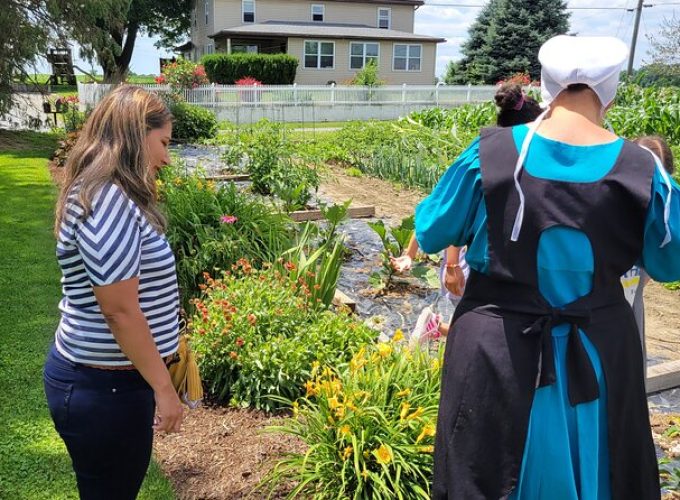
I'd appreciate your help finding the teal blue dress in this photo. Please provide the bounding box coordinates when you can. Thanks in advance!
[416,124,680,499]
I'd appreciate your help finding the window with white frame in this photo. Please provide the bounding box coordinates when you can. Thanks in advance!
[393,44,421,71]
[204,0,209,24]
[243,0,255,23]
[350,42,379,70]
[304,41,335,69]
[205,43,215,55]
[311,4,324,22]
[378,8,391,29]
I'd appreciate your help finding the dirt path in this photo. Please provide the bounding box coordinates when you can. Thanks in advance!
[318,166,423,222]
[319,165,680,363]
[645,281,680,363]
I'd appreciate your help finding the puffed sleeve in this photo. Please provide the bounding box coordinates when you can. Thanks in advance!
[74,183,143,286]
[415,137,484,254]
[641,169,680,282]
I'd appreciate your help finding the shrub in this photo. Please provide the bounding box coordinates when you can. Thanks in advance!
[170,102,218,142]
[202,53,298,84]
[263,340,443,499]
[158,166,294,307]
[188,263,375,411]
[352,60,384,86]
[160,58,209,90]
[50,130,80,170]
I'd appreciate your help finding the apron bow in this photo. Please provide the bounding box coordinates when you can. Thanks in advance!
[522,309,598,406]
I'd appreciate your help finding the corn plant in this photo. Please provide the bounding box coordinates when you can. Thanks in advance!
[262,340,443,499]
[367,216,414,291]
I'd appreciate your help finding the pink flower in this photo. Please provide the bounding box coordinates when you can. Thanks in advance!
[220,215,238,224]
[155,75,166,84]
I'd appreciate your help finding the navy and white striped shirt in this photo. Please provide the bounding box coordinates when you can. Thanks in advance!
[55,182,179,366]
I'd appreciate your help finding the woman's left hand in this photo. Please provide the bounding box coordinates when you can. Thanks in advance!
[444,266,465,296]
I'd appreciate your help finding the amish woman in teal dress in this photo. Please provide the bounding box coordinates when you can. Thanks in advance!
[416,35,680,499]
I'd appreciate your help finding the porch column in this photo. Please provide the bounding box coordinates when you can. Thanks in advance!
[227,38,232,54]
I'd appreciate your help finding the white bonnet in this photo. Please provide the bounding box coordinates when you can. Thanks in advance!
[539,35,629,108]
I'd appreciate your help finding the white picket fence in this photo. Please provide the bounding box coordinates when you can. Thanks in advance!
[77,82,498,123]
[79,82,497,107]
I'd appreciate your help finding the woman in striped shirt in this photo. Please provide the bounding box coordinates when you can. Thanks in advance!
[44,86,183,499]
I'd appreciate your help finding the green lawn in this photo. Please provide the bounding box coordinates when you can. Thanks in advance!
[0,130,175,499]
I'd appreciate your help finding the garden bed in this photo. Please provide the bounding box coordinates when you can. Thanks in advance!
[151,161,680,499]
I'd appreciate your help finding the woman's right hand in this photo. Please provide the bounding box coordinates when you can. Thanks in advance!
[390,255,413,273]
[153,385,184,433]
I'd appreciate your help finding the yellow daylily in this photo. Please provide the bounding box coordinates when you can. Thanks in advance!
[396,388,411,398]
[400,402,412,420]
[339,424,351,436]
[392,329,404,342]
[406,407,426,421]
[418,445,434,454]
[416,423,436,443]
[341,445,353,461]
[374,444,393,465]
[377,343,392,358]
[305,380,317,397]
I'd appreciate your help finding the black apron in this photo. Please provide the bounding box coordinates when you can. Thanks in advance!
[432,127,659,499]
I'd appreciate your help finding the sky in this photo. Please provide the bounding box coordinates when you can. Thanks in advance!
[35,0,678,78]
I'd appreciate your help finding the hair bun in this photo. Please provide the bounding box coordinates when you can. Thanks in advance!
[495,83,523,111]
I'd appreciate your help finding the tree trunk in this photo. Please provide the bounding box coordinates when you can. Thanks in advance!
[102,20,140,83]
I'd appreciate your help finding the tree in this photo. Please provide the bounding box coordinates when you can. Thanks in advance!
[1,1,55,114]
[445,0,570,85]
[50,0,193,82]
[444,0,501,84]
[645,14,680,83]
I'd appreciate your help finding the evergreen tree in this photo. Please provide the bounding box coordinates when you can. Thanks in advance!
[446,0,570,85]
[444,0,500,84]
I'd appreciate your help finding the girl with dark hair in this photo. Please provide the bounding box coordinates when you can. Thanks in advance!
[394,84,543,345]
[495,82,543,127]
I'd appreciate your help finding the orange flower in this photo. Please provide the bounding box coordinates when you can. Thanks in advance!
[229,351,238,360]
[247,314,257,326]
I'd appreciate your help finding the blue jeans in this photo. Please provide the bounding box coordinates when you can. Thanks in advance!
[43,344,155,500]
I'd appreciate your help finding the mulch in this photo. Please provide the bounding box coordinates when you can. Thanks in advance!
[153,403,304,500]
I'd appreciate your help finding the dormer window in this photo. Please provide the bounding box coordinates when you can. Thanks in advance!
[378,8,391,29]
[312,4,325,22]
[243,0,255,23]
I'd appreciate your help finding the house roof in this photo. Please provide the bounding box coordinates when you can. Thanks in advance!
[210,21,445,43]
[174,41,194,52]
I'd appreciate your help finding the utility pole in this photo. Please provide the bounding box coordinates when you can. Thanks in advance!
[627,0,645,75]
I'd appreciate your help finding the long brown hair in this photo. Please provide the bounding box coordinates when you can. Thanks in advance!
[635,135,675,175]
[54,86,172,236]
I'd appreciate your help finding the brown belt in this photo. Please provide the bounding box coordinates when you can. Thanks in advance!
[84,353,178,371]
